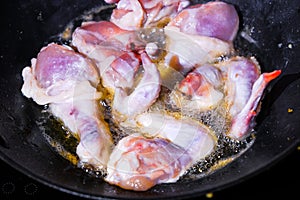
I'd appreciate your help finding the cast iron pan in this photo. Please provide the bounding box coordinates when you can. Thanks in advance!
[0,0,300,199]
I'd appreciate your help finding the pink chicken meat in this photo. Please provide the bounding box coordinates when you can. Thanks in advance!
[112,52,161,119]
[105,111,216,191]
[168,1,239,42]
[21,43,113,169]
[170,64,224,111]
[105,134,192,191]
[216,57,281,139]
[72,21,142,92]
[107,0,190,30]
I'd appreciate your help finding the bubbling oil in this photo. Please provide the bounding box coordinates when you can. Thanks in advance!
[40,4,256,183]
[147,86,255,180]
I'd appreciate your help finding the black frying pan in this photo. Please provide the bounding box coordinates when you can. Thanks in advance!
[0,0,300,199]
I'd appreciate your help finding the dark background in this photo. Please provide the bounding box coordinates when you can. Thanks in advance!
[1,146,299,199]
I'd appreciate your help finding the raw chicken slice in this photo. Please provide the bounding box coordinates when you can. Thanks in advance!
[101,52,141,91]
[112,53,161,120]
[72,21,143,92]
[108,0,190,30]
[170,64,224,112]
[136,111,216,163]
[141,0,190,27]
[21,43,113,168]
[49,100,113,168]
[168,1,239,41]
[110,0,146,30]
[139,0,189,11]
[72,21,130,56]
[21,43,100,104]
[105,134,192,191]
[216,57,281,140]
[228,70,281,139]
[217,57,261,117]
[164,26,233,74]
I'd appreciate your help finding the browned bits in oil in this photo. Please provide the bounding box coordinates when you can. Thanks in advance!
[61,27,72,40]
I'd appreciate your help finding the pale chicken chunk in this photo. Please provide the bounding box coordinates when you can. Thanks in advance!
[108,0,190,30]
[105,134,192,191]
[105,110,215,191]
[112,53,161,120]
[110,0,146,30]
[164,26,233,74]
[21,43,113,168]
[229,70,281,139]
[168,1,239,42]
[216,57,281,140]
[169,64,224,112]
[136,111,216,163]
[72,21,142,92]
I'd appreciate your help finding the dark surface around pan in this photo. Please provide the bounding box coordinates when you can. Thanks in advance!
[0,0,300,199]
[1,149,299,199]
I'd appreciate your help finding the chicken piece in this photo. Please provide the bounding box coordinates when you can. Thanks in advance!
[104,0,119,4]
[110,0,146,30]
[101,52,141,91]
[112,53,161,120]
[107,104,215,191]
[105,134,192,191]
[228,70,281,139]
[140,0,190,27]
[49,100,113,168]
[170,64,224,112]
[163,1,237,73]
[178,65,223,95]
[139,0,189,12]
[21,43,113,168]
[164,26,233,74]
[216,57,281,140]
[72,21,142,92]
[168,1,239,42]
[109,0,190,30]
[217,57,261,117]
[72,21,129,56]
[21,43,100,104]
[136,111,216,163]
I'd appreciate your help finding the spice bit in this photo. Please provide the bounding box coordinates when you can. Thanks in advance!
[206,192,214,198]
[287,108,293,113]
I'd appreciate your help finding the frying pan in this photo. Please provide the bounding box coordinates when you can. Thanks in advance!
[0,0,299,199]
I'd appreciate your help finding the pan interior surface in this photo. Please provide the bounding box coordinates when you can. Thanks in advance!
[0,0,299,199]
